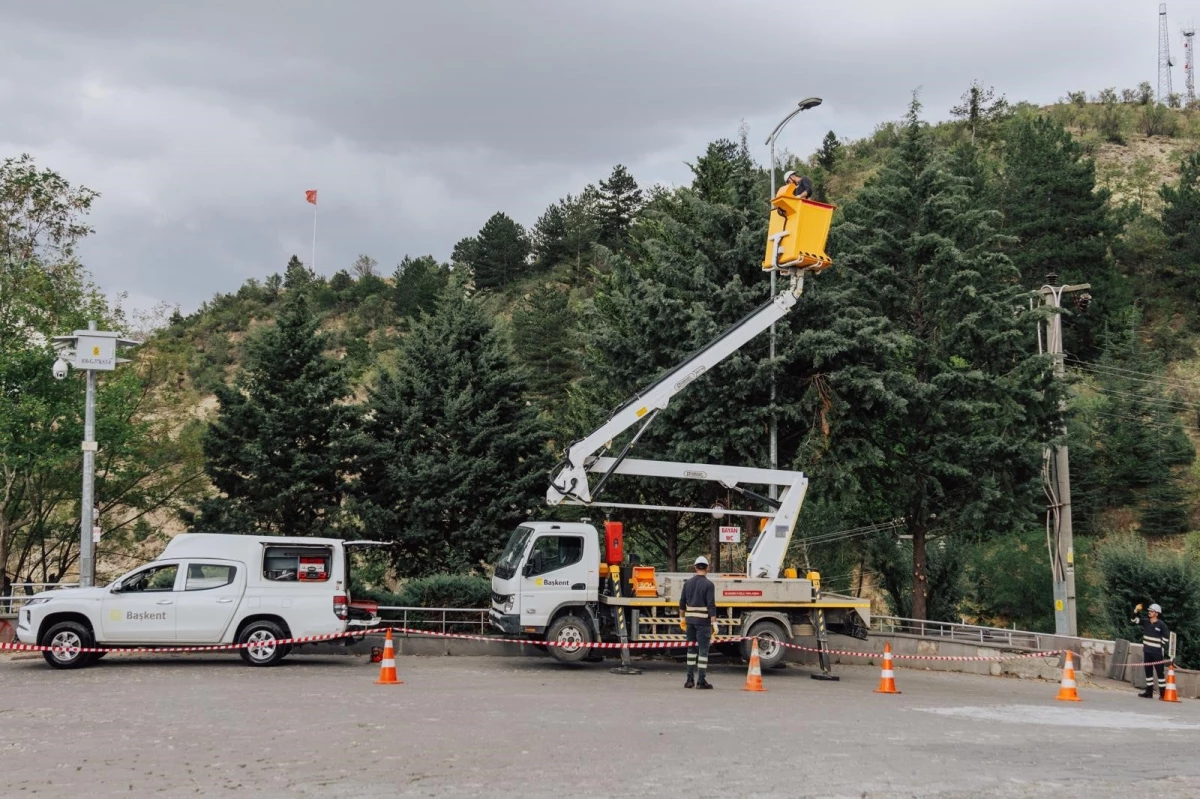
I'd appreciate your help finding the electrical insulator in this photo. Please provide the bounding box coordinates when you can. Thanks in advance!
[1074,292,1092,313]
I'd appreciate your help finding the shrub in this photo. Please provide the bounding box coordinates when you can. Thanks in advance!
[1095,534,1200,668]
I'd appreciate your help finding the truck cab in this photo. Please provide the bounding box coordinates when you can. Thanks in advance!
[490,522,600,636]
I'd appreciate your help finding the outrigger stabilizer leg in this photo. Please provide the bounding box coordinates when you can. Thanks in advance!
[609,564,642,676]
[810,608,840,682]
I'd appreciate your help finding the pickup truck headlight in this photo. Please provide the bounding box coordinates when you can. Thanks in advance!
[23,597,52,607]
[504,596,515,613]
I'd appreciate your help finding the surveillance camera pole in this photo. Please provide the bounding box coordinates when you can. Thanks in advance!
[52,320,140,588]
[80,323,98,587]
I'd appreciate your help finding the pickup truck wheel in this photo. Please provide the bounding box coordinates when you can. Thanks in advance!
[546,615,593,663]
[238,621,288,667]
[41,621,94,670]
[742,619,789,670]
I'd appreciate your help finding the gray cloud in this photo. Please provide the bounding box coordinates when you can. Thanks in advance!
[0,0,1172,313]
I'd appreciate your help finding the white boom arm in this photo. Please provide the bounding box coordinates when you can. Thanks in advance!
[546,272,813,579]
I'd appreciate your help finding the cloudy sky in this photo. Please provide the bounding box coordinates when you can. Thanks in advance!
[0,0,1181,314]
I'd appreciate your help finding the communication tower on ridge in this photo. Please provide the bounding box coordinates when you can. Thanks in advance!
[1184,25,1196,106]
[1159,4,1174,103]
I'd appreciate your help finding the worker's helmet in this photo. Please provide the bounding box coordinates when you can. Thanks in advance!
[783,170,798,182]
[694,556,709,568]
[1149,603,1163,614]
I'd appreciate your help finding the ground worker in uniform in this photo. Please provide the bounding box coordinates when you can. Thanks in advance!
[680,555,718,689]
[775,170,813,200]
[1131,602,1170,698]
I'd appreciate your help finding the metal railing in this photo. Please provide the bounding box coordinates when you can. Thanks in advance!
[1,583,80,614]
[375,606,491,636]
[871,614,1108,650]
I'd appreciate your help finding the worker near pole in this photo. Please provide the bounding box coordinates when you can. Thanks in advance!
[680,555,718,689]
[775,170,814,201]
[1131,602,1170,698]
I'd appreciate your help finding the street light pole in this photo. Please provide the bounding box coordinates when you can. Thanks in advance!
[764,97,822,498]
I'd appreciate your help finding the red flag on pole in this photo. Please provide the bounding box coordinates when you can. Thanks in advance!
[305,189,318,205]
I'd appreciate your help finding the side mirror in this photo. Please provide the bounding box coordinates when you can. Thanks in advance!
[110,580,123,593]
[522,561,534,578]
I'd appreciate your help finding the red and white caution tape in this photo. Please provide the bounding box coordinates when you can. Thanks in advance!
[0,625,1100,664]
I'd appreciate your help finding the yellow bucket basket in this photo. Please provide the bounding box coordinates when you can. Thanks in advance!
[762,196,836,271]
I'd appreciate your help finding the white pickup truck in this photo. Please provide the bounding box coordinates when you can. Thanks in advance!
[16,533,387,669]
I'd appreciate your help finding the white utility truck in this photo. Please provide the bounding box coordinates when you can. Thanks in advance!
[17,534,387,669]
[491,198,871,674]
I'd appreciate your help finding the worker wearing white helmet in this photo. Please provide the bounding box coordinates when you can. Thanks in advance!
[679,555,718,689]
[775,170,814,201]
[1131,601,1171,698]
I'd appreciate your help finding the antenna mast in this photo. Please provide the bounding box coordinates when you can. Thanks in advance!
[1159,3,1174,103]
[1184,26,1196,106]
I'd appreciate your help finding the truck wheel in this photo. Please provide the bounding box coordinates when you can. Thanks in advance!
[546,615,593,663]
[238,620,288,667]
[743,619,789,670]
[41,621,94,670]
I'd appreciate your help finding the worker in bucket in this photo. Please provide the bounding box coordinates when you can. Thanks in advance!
[775,170,813,201]
[680,555,718,689]
[1131,602,1170,698]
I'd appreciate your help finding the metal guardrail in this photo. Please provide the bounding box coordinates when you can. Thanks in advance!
[1,583,80,614]
[871,614,1108,650]
[375,606,491,636]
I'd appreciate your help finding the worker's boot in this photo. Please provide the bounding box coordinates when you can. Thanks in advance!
[684,675,695,689]
[1139,686,1154,698]
[696,677,713,690]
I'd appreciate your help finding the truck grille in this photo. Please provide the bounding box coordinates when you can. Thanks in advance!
[492,591,511,607]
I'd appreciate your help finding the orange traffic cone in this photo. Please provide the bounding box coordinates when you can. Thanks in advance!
[1161,664,1181,703]
[742,638,766,692]
[1055,651,1080,702]
[874,642,900,694]
[375,628,402,685]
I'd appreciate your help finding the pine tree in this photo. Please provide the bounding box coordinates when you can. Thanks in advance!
[816,131,841,171]
[995,115,1120,356]
[283,255,315,293]
[511,282,578,401]
[562,188,602,269]
[470,212,530,291]
[1160,152,1200,302]
[596,164,643,252]
[392,255,449,320]
[950,81,1009,144]
[810,96,1062,619]
[530,201,569,270]
[351,277,548,575]
[194,293,356,534]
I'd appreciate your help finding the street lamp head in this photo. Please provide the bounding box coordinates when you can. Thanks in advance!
[797,97,823,111]
[52,358,69,380]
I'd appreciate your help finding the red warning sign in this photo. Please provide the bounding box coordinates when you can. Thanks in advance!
[722,590,763,597]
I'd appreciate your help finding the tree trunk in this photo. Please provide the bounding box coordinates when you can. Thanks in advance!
[911,524,928,620]
[666,515,679,572]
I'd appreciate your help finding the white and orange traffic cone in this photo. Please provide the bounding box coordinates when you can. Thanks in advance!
[742,638,766,692]
[1055,651,1080,702]
[874,642,900,694]
[1161,664,1181,703]
[375,628,402,685]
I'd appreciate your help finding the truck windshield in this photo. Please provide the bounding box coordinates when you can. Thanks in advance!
[494,526,533,580]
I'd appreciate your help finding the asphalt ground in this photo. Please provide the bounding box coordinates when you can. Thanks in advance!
[2,651,1200,798]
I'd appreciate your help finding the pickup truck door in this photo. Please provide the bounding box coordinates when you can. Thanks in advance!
[519,533,588,631]
[175,560,247,643]
[100,563,182,643]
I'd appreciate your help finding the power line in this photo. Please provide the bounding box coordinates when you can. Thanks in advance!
[1086,385,1198,411]
[1067,366,1193,395]
[1066,358,1200,391]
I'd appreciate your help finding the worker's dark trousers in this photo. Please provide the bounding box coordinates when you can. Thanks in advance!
[686,623,712,682]
[1144,649,1166,692]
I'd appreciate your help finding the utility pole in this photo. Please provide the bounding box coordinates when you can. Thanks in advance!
[764,97,822,497]
[52,322,141,587]
[1037,274,1090,638]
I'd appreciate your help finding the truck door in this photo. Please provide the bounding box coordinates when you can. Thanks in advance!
[174,561,246,643]
[100,563,181,643]
[519,533,587,631]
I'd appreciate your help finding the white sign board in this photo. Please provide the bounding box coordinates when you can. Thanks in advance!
[718,525,741,544]
[92,526,101,543]
[74,336,117,371]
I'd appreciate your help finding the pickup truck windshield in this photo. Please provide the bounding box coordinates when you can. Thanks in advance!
[494,526,532,580]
